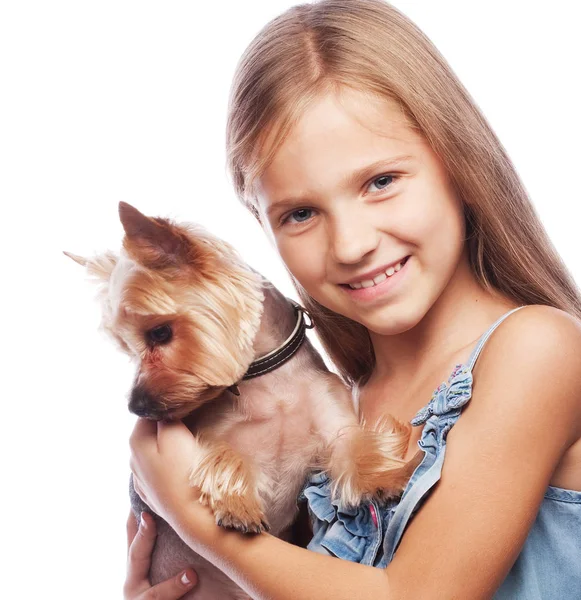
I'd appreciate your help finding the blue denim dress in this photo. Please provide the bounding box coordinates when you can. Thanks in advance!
[300,307,581,598]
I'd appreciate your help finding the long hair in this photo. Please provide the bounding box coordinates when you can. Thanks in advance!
[226,0,581,387]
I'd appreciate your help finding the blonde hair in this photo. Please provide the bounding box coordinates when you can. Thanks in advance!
[226,0,581,387]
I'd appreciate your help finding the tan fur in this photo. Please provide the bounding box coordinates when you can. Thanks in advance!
[191,440,268,533]
[66,202,416,600]
[328,419,423,505]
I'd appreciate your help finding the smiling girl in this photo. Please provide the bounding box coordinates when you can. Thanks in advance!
[125,1,581,598]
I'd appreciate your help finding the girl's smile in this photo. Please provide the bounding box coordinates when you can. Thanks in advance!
[339,255,412,304]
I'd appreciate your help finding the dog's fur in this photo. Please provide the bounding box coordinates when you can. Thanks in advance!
[66,202,419,599]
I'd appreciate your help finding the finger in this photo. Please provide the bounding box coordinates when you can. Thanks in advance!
[126,508,139,554]
[156,419,189,448]
[132,476,148,505]
[125,511,158,593]
[145,568,198,599]
[157,419,186,433]
[129,417,158,450]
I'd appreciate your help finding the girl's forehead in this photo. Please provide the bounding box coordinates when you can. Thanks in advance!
[266,88,415,159]
[256,89,424,192]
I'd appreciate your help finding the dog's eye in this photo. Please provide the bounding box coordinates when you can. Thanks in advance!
[146,324,173,345]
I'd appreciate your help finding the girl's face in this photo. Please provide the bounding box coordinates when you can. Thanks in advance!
[254,88,467,336]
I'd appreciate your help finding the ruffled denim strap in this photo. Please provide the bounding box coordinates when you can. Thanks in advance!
[410,364,473,426]
[381,306,528,559]
[465,306,526,372]
[411,306,526,427]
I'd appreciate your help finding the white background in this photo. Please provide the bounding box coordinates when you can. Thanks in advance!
[1,1,579,597]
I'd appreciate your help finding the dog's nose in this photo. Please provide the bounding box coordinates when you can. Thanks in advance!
[129,386,161,419]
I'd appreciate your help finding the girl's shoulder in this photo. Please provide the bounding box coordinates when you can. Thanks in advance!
[471,304,581,426]
[493,303,581,343]
[464,304,581,445]
[484,303,581,354]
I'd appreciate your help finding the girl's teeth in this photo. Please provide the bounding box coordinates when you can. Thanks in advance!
[347,258,406,289]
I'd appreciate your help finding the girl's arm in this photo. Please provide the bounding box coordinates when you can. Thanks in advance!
[133,306,581,600]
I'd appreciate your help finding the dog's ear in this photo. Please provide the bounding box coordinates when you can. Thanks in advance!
[118,202,191,269]
[63,251,88,267]
[63,250,118,282]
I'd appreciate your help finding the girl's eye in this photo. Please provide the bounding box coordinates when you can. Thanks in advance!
[367,174,395,193]
[282,208,314,226]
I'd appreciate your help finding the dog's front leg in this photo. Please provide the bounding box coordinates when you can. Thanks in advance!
[311,374,421,507]
[188,438,269,534]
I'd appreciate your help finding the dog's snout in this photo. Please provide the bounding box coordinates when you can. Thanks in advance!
[129,386,161,419]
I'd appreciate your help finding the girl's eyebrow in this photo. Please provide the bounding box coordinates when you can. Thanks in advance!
[266,154,416,216]
[343,154,416,189]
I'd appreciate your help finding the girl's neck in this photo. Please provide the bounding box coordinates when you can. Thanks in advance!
[368,253,518,384]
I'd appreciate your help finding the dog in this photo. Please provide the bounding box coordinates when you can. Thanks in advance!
[65,202,418,599]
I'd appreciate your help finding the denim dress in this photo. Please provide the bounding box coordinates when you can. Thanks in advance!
[299,307,581,599]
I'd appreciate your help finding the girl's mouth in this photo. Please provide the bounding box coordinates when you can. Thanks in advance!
[339,256,411,302]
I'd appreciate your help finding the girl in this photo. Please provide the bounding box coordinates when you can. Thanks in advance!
[125,1,581,598]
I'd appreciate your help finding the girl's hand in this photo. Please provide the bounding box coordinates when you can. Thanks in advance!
[129,417,201,529]
[124,510,198,599]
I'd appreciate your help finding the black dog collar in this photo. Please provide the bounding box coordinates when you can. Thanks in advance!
[227,300,314,396]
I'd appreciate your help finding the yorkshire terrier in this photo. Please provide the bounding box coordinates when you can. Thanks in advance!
[65,202,418,600]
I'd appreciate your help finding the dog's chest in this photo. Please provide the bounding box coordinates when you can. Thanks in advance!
[194,381,317,470]
[233,383,315,459]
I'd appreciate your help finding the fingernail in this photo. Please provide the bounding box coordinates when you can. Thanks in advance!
[181,570,193,586]
[140,512,147,530]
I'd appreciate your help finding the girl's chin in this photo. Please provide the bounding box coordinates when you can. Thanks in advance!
[364,318,417,337]
[342,299,423,336]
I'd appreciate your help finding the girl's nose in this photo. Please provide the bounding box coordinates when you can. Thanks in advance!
[329,211,380,265]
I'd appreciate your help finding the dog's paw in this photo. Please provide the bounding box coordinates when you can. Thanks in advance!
[199,492,270,534]
[217,511,271,534]
[332,453,420,506]
[327,418,424,507]
[330,473,374,508]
